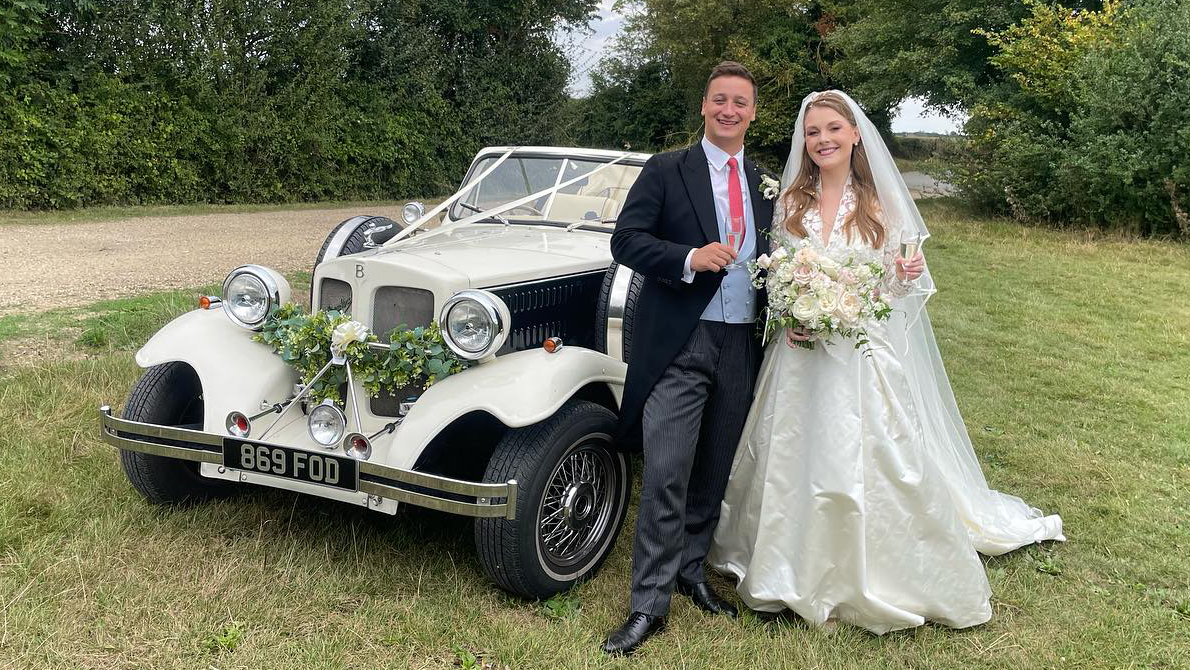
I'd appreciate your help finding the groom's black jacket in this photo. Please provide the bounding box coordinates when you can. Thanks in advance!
[610,142,773,450]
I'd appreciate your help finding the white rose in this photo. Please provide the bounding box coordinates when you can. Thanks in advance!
[792,264,814,285]
[817,255,841,279]
[809,272,832,293]
[817,290,840,314]
[771,246,790,263]
[791,294,818,322]
[853,264,873,282]
[793,247,816,264]
[331,320,370,355]
[756,253,772,269]
[836,291,862,325]
[837,268,857,285]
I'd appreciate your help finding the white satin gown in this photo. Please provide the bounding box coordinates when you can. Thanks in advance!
[709,187,1064,634]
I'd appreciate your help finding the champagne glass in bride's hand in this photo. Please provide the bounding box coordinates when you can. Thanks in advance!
[898,231,922,280]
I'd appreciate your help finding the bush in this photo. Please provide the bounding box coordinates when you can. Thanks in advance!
[0,0,593,210]
[957,0,1190,237]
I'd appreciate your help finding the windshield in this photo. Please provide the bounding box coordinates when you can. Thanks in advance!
[449,155,643,227]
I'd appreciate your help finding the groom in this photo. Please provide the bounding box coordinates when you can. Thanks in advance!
[603,61,773,655]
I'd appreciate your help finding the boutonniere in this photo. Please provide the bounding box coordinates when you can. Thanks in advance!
[759,174,780,200]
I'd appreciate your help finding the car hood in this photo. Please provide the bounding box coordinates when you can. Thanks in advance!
[363,224,613,287]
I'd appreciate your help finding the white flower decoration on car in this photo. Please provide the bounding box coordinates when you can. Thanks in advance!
[759,174,780,200]
[330,320,370,360]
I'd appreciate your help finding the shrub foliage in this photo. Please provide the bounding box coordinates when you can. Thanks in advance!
[0,0,596,209]
[957,0,1190,236]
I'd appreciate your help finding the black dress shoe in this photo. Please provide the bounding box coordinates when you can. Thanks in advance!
[676,580,738,618]
[601,611,666,656]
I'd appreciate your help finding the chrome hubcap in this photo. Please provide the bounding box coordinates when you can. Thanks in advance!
[562,482,597,530]
[539,443,615,567]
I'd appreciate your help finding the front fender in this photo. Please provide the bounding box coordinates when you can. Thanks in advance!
[135,308,298,433]
[383,347,626,470]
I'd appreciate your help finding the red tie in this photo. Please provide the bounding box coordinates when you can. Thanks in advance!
[727,157,745,246]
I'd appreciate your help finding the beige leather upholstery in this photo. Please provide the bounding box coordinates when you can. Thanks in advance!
[548,194,621,222]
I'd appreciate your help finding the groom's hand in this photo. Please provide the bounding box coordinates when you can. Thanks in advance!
[690,242,738,273]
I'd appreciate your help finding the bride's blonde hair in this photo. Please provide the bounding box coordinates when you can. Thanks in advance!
[781,92,885,249]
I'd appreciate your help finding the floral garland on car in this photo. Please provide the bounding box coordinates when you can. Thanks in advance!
[254,303,467,405]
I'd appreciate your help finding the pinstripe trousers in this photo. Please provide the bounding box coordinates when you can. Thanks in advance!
[629,319,761,616]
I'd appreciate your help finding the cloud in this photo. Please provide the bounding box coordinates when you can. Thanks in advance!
[564,5,627,96]
[891,97,966,134]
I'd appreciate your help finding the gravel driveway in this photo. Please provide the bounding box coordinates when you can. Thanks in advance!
[0,206,403,315]
[1,172,952,316]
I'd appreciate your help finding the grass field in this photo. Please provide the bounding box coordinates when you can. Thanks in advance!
[1,201,1188,669]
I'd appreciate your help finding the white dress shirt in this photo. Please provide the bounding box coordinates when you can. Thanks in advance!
[681,136,759,323]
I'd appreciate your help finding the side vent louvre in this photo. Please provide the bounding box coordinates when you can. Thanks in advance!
[491,272,604,353]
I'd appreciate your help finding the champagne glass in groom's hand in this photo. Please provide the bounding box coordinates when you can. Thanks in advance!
[724,216,746,270]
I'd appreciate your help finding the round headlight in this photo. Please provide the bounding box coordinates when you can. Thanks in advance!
[221,265,290,330]
[308,401,346,447]
[440,290,509,360]
[402,201,426,225]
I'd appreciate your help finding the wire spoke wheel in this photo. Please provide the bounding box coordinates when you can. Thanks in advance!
[537,439,617,568]
[475,399,631,599]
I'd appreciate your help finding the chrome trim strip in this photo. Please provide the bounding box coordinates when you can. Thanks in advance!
[358,462,510,499]
[322,216,371,263]
[606,264,634,363]
[99,406,223,463]
[357,480,515,519]
[98,406,518,519]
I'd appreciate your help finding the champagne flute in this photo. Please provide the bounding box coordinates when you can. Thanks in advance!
[899,231,921,281]
[724,217,745,270]
[899,231,921,260]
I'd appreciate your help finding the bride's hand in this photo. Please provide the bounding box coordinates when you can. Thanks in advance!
[895,252,925,280]
[786,327,812,347]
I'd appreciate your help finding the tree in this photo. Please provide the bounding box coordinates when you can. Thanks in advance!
[578,1,856,169]
[955,0,1190,236]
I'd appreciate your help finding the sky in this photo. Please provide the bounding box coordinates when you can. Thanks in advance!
[562,2,964,135]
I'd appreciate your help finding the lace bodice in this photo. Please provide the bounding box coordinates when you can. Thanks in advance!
[774,180,914,297]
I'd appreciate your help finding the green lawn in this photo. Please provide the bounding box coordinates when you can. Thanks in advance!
[1,202,1187,669]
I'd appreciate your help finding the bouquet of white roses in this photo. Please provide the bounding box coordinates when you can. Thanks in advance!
[751,238,893,350]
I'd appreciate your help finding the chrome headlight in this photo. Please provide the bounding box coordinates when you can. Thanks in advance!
[402,201,426,225]
[308,401,346,447]
[440,290,509,360]
[221,265,291,330]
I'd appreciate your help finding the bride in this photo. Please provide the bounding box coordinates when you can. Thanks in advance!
[708,90,1065,634]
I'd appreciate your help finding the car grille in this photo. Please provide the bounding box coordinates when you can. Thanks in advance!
[370,286,436,417]
[319,278,353,313]
[372,286,435,338]
[491,271,604,353]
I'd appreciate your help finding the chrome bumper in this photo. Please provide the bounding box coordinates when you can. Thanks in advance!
[98,406,518,519]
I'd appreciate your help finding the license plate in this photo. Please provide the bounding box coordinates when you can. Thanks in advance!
[223,439,358,491]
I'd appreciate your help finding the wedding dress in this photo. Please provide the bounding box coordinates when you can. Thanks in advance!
[707,91,1064,635]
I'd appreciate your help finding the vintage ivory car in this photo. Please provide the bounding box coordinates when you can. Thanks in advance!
[98,146,651,599]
